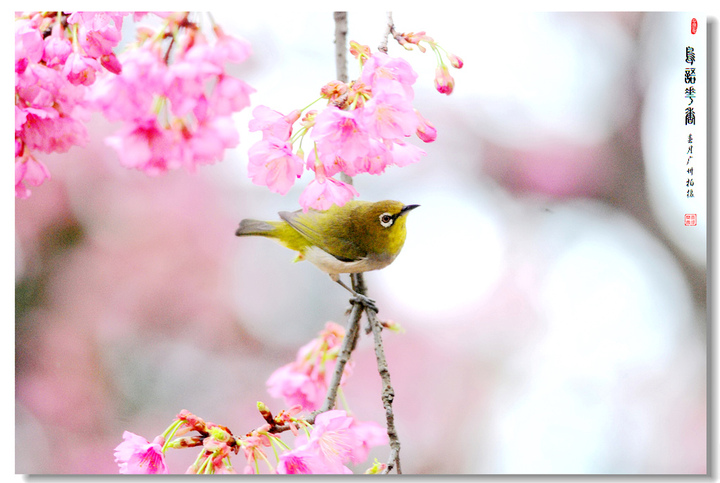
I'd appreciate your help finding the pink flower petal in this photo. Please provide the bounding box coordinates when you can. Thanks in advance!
[247,138,304,194]
[298,177,359,212]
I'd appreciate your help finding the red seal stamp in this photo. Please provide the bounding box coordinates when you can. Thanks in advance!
[684,214,697,226]
[691,18,698,34]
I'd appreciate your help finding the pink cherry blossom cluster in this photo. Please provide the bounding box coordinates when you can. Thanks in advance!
[114,322,388,474]
[266,321,351,410]
[114,407,386,474]
[15,11,127,198]
[247,41,439,212]
[15,11,253,198]
[275,410,388,474]
[90,12,254,175]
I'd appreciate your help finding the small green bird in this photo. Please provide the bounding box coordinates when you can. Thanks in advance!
[235,200,419,308]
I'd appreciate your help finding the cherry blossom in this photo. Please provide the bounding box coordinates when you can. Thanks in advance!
[14,11,253,197]
[93,13,254,175]
[361,91,419,140]
[284,410,388,474]
[247,138,304,195]
[277,447,342,474]
[299,175,361,212]
[311,107,371,162]
[114,432,169,474]
[248,105,301,141]
[245,41,447,211]
[266,322,350,410]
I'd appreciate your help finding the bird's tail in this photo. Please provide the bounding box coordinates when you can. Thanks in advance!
[235,219,278,237]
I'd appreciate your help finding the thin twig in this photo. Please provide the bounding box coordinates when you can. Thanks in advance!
[367,309,401,474]
[265,300,362,434]
[378,12,393,53]
[319,302,362,412]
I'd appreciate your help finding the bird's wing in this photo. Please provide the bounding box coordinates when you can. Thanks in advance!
[278,209,365,262]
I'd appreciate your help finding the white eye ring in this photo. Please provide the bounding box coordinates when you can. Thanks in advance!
[379,213,394,227]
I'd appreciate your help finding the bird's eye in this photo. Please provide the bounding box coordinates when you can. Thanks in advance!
[379,213,394,227]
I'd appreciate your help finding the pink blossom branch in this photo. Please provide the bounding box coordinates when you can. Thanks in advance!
[328,11,401,474]
[258,13,405,473]
[259,14,365,436]
[257,295,362,435]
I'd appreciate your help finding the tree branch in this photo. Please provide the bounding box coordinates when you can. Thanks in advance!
[263,12,405,474]
[264,300,361,434]
[333,12,354,188]
[378,12,394,53]
[333,12,349,84]
[319,301,362,412]
[337,10,402,473]
[205,11,406,474]
[367,309,401,474]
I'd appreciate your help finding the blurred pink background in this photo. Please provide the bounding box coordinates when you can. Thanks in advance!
[15,11,708,474]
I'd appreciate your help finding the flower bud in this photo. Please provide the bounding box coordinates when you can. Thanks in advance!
[434,65,455,95]
[415,110,437,143]
[100,52,122,74]
[320,80,348,100]
[257,401,274,425]
[447,52,464,69]
[365,459,388,474]
[400,31,433,52]
[349,41,371,61]
[208,425,231,443]
[301,110,317,128]
[284,109,302,125]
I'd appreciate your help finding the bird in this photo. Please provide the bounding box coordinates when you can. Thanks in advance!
[235,200,419,310]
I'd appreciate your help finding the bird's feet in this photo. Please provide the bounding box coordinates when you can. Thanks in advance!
[348,293,378,314]
[335,277,378,314]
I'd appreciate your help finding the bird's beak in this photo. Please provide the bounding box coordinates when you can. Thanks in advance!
[400,204,420,215]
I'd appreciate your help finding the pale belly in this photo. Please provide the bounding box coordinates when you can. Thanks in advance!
[302,245,395,276]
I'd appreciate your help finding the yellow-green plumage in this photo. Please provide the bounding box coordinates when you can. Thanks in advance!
[235,200,418,280]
